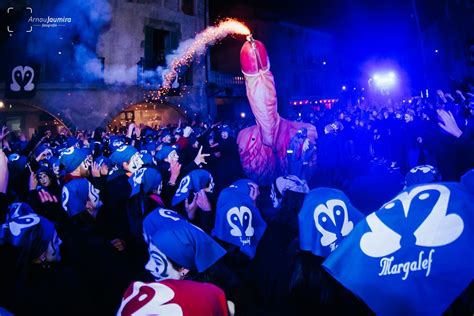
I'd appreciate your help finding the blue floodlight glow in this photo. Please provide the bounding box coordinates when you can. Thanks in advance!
[372,71,397,89]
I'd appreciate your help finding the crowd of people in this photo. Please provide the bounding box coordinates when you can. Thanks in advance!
[0,87,473,315]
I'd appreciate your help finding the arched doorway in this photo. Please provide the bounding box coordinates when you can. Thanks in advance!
[108,101,186,129]
[0,102,68,139]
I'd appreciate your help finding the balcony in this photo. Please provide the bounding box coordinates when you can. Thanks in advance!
[207,71,246,97]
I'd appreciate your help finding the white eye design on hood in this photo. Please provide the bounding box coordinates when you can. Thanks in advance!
[129,153,144,173]
[10,154,20,161]
[9,214,40,236]
[360,184,464,258]
[176,176,191,196]
[132,168,146,187]
[60,147,75,158]
[227,206,254,245]
[314,199,353,248]
[159,209,181,222]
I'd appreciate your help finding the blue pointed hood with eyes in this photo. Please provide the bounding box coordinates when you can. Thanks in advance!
[109,145,138,165]
[146,210,226,273]
[155,145,176,162]
[322,178,474,316]
[171,169,213,206]
[109,135,125,152]
[8,153,28,173]
[129,167,162,197]
[405,165,440,188]
[228,179,256,196]
[1,207,55,262]
[59,146,88,174]
[6,202,35,221]
[62,178,101,217]
[299,187,364,258]
[143,208,186,242]
[213,186,266,258]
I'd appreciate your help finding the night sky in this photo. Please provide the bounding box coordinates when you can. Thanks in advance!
[210,0,417,54]
[209,0,455,89]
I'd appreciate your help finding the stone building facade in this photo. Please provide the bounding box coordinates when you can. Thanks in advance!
[1,0,207,132]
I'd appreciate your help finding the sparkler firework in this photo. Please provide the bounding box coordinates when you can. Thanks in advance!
[149,18,251,100]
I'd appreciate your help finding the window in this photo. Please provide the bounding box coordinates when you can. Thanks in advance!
[119,111,135,121]
[181,0,194,15]
[144,27,179,70]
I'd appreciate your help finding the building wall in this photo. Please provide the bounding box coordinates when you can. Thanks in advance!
[1,0,207,130]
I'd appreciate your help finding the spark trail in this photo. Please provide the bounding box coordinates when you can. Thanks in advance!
[149,18,251,100]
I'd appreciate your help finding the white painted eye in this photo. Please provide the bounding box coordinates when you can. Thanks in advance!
[385,202,395,209]
[335,210,341,216]
[322,216,327,222]
[419,193,429,200]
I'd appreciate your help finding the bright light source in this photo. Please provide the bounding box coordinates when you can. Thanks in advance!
[240,112,246,118]
[0,101,4,108]
[372,71,397,90]
[435,49,439,53]
[298,112,302,117]
[342,85,347,91]
[322,61,327,65]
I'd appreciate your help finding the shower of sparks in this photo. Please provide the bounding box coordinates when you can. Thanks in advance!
[148,18,251,101]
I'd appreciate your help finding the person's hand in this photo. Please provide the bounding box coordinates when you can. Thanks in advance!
[38,189,58,203]
[126,123,136,138]
[185,193,198,219]
[455,90,465,100]
[110,238,126,252]
[169,160,181,185]
[437,90,447,103]
[0,126,10,142]
[211,121,222,128]
[196,190,211,212]
[91,162,101,178]
[35,149,50,162]
[445,93,455,101]
[100,164,109,176]
[438,109,463,138]
[0,149,9,194]
[28,165,38,190]
[249,182,260,203]
[193,146,210,166]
